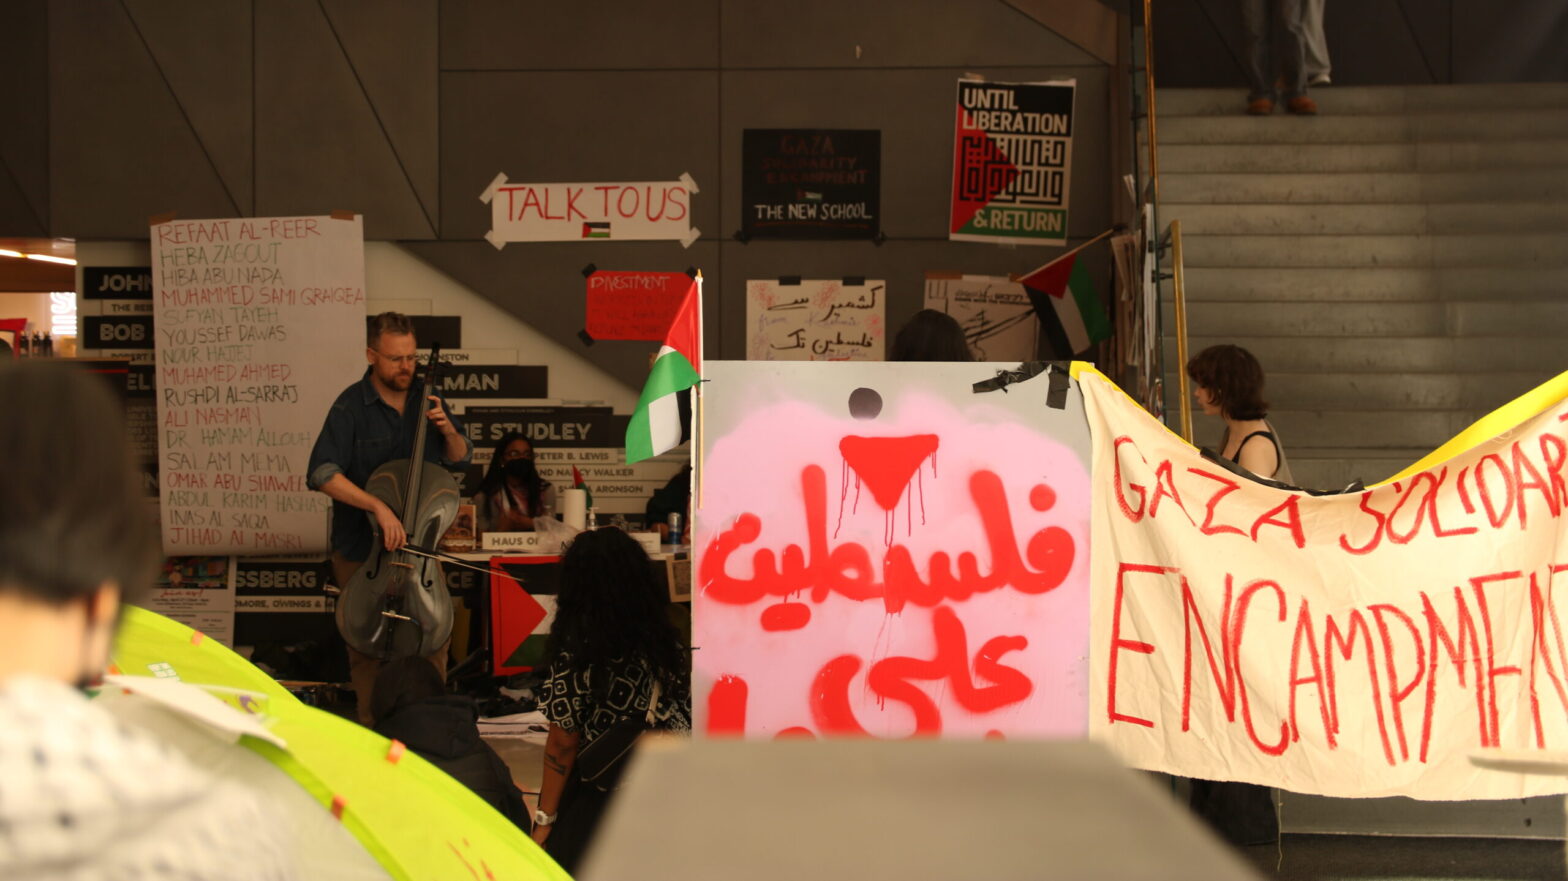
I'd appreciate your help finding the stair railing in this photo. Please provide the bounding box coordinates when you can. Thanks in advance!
[1126,0,1193,443]
[1168,218,1192,443]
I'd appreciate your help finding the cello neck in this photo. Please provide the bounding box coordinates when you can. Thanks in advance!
[402,343,443,526]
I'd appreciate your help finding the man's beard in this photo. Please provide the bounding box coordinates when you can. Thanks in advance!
[382,369,413,391]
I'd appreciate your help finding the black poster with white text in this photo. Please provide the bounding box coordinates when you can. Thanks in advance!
[741,129,880,240]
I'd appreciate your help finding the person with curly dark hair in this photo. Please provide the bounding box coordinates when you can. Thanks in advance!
[1185,344,1293,483]
[472,432,555,533]
[889,309,974,362]
[530,527,690,873]
[1184,345,1291,845]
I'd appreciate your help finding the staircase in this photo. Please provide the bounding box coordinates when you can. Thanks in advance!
[1158,84,1568,490]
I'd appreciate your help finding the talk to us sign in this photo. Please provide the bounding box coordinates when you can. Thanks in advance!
[480,173,700,248]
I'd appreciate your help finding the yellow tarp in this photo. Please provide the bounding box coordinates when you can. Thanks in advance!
[112,607,570,881]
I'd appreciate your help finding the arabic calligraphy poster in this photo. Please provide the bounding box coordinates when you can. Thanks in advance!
[694,361,1091,738]
[950,79,1075,246]
[924,273,1039,362]
[745,279,886,361]
[741,130,880,240]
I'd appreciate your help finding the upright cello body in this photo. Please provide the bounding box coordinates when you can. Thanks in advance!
[337,346,460,659]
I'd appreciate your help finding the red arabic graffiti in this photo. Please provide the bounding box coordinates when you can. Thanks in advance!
[701,463,1074,619]
[708,605,1032,737]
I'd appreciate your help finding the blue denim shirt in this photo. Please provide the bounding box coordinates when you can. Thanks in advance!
[307,368,473,561]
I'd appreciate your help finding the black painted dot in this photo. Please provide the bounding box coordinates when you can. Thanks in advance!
[848,387,883,421]
[56,812,75,829]
[32,747,46,767]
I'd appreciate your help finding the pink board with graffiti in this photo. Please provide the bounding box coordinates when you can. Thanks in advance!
[694,361,1091,738]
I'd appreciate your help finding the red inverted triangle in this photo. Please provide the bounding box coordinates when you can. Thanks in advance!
[838,435,940,511]
[950,105,1020,233]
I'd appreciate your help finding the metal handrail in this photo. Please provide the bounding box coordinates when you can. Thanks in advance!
[1131,0,1193,443]
[1168,219,1193,443]
[1142,0,1161,215]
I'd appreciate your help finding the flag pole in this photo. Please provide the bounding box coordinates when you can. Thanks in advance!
[1010,226,1121,282]
[693,271,704,515]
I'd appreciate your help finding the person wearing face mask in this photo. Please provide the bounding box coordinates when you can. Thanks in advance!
[307,311,473,724]
[0,361,299,880]
[472,432,556,534]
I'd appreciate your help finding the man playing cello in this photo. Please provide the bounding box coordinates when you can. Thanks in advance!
[307,311,472,723]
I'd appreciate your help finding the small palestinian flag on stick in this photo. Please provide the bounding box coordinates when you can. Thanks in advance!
[1017,233,1113,355]
[571,465,593,509]
[627,276,701,464]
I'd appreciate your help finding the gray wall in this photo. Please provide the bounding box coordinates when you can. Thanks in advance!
[0,0,1119,389]
[1152,0,1568,87]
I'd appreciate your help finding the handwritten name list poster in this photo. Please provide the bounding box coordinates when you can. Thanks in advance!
[151,215,367,555]
[746,278,886,361]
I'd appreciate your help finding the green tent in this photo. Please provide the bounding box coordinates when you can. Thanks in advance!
[110,606,570,881]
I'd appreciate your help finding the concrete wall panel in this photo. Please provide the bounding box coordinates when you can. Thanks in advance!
[50,0,241,236]
[320,0,440,226]
[440,0,720,70]
[124,0,255,213]
[0,0,49,234]
[255,0,434,238]
[722,0,1096,68]
[439,70,721,241]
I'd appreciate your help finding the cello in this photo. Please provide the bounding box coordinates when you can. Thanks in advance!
[337,344,461,660]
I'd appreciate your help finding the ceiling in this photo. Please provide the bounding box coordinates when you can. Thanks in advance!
[0,238,75,292]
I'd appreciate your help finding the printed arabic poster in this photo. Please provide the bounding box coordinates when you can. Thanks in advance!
[741,130,880,240]
[694,361,1091,738]
[950,79,1075,246]
[137,556,237,646]
[924,273,1039,362]
[481,174,700,248]
[746,279,886,361]
[1080,365,1568,800]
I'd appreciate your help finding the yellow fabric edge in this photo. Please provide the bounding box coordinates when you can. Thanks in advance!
[1069,361,1199,451]
[1072,361,1568,490]
[1375,368,1568,486]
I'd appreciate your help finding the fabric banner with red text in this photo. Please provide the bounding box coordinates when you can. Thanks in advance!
[1079,364,1568,800]
[695,361,1090,738]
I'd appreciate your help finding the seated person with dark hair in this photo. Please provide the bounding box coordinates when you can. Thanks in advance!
[644,465,691,542]
[371,656,532,833]
[472,431,555,533]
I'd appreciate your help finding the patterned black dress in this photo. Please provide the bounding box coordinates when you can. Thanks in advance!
[539,653,691,872]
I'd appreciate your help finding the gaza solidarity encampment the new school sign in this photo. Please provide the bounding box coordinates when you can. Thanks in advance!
[950,79,1075,246]
[741,129,880,240]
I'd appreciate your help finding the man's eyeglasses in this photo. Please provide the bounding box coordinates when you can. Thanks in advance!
[372,351,417,365]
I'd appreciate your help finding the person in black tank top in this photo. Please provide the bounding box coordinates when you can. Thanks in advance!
[1182,344,1286,844]
[1186,344,1285,480]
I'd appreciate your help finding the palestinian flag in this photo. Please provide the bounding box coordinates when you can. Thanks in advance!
[571,465,593,509]
[582,222,610,239]
[626,277,701,464]
[1018,249,1110,355]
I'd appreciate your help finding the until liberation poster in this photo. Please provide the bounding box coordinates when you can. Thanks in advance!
[741,130,880,240]
[949,79,1075,246]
